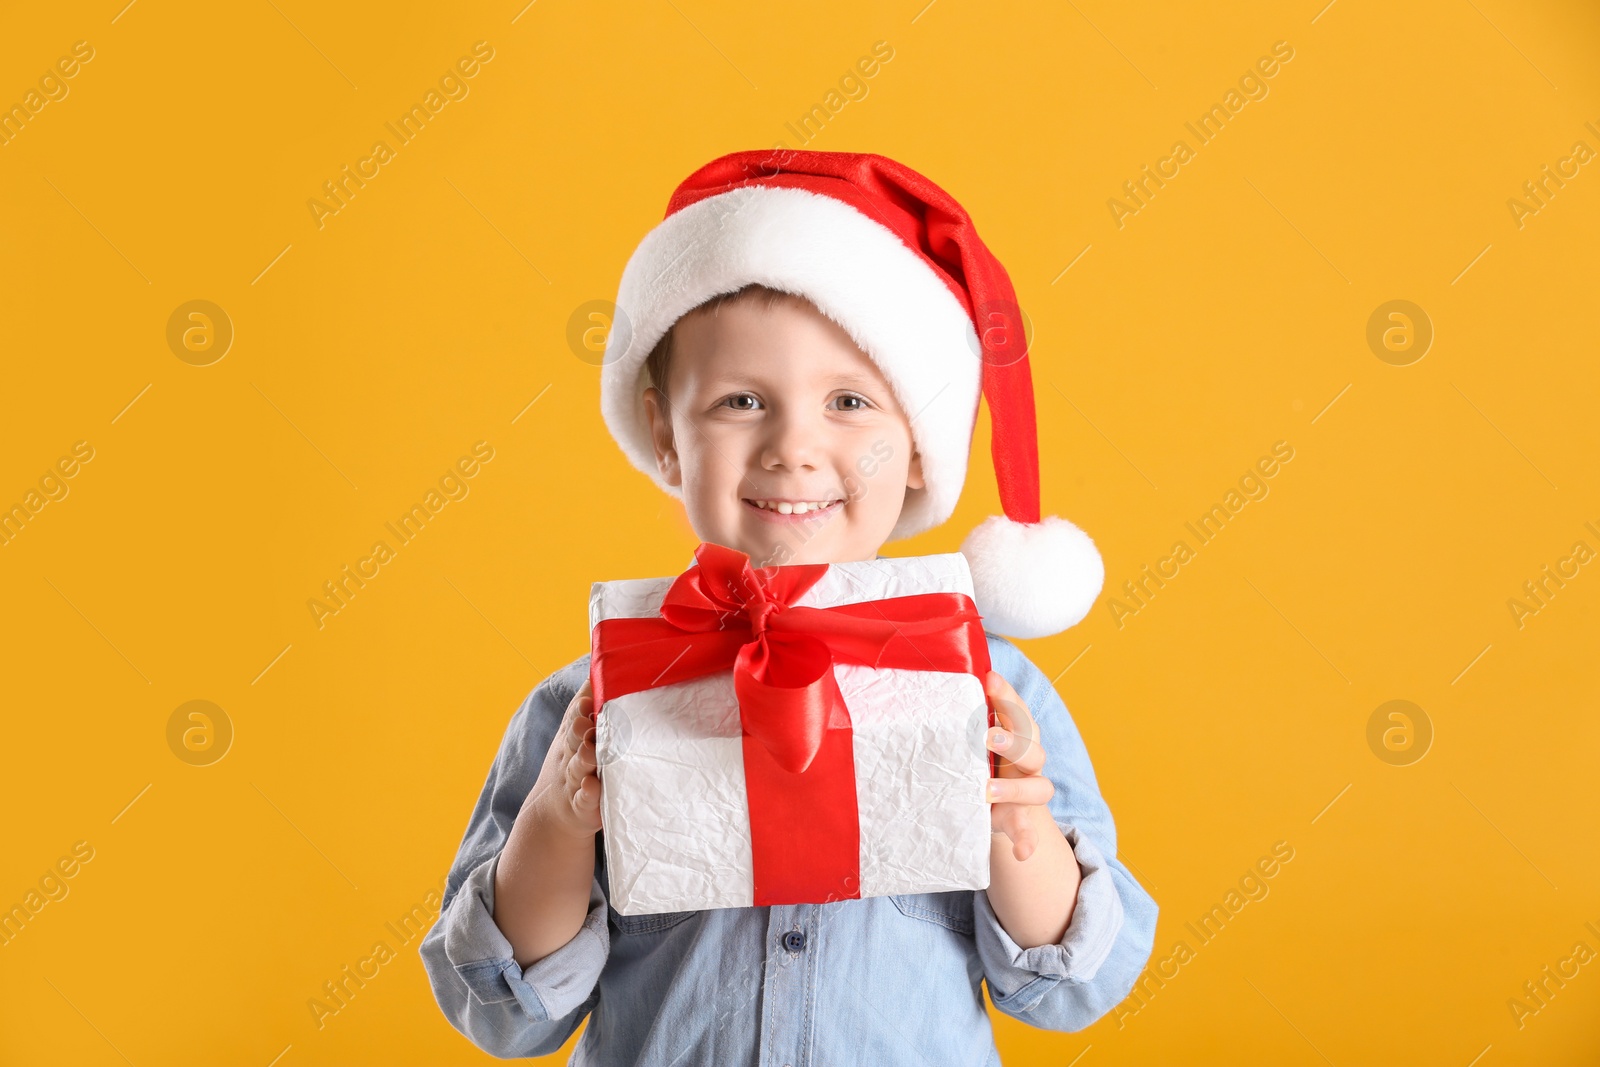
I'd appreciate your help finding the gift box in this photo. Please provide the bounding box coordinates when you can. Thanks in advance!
[589,543,995,915]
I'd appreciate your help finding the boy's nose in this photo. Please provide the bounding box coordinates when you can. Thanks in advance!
[759,414,819,472]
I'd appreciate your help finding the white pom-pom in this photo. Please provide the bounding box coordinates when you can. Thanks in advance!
[960,515,1105,639]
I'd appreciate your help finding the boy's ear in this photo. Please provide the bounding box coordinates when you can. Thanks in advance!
[642,387,682,487]
[906,448,925,490]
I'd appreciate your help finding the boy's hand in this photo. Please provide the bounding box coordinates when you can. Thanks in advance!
[983,670,1056,862]
[525,679,603,839]
[495,680,603,966]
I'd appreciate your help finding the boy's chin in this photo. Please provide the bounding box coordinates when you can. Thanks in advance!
[744,536,828,568]
[691,510,892,567]
[742,533,888,569]
[692,529,850,568]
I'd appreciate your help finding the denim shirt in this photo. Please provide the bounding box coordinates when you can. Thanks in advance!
[419,635,1158,1065]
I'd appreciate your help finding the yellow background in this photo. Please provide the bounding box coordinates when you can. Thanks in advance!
[2,0,1597,1063]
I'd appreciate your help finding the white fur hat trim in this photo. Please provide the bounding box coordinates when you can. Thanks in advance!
[961,515,1105,638]
[600,184,982,542]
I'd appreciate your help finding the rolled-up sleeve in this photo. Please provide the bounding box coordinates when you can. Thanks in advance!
[418,656,608,1058]
[974,637,1159,1031]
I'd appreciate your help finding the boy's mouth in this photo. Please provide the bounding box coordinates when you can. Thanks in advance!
[742,497,844,520]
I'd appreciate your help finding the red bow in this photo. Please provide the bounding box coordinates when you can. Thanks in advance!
[591,543,992,906]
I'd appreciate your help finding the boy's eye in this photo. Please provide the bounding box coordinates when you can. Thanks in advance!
[831,393,869,412]
[722,394,761,411]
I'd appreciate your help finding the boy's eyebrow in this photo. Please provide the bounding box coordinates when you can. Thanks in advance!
[693,371,890,393]
[827,373,886,390]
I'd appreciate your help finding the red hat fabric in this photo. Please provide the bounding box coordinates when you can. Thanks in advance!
[600,149,1104,637]
[666,151,1044,529]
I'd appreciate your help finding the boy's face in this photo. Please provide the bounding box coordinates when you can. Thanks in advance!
[642,295,924,566]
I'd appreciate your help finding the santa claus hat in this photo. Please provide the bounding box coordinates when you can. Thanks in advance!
[599,149,1104,638]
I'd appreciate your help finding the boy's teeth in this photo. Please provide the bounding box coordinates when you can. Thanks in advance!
[752,499,836,514]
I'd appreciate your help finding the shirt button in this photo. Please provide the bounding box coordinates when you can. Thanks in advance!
[781,930,806,953]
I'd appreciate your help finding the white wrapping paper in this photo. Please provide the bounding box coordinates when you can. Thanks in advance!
[590,553,992,915]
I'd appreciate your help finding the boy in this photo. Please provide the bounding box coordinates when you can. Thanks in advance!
[420,150,1157,1064]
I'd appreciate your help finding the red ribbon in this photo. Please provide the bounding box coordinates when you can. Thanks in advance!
[591,543,992,907]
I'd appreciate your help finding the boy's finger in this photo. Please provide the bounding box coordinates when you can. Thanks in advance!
[1011,824,1037,862]
[564,744,594,790]
[989,802,1023,835]
[987,726,1048,777]
[991,809,1038,862]
[990,687,1039,745]
[565,681,594,719]
[571,774,600,816]
[984,670,1024,711]
[986,775,1054,806]
[985,671,1036,739]
[556,715,586,760]
[985,671,1043,773]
